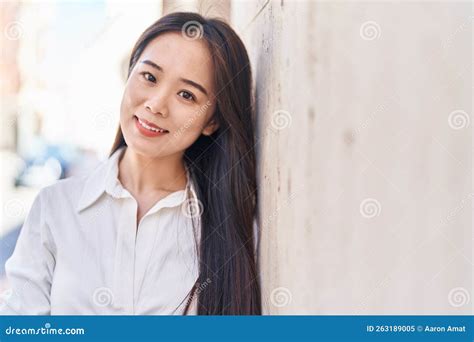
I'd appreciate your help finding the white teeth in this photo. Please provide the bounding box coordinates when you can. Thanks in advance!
[137,118,166,133]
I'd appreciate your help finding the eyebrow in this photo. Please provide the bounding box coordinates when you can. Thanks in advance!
[140,59,208,96]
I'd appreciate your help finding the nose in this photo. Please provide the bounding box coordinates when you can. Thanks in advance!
[144,95,169,118]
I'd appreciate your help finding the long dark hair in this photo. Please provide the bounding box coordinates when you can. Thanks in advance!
[110,12,261,315]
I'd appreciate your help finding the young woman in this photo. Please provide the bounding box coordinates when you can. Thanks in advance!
[1,12,261,315]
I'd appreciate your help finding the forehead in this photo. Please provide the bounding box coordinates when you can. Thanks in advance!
[139,32,214,93]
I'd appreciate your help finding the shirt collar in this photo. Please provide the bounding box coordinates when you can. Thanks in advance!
[76,146,199,213]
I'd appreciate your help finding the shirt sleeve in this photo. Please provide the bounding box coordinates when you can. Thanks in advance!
[0,189,56,315]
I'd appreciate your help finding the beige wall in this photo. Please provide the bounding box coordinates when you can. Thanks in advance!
[163,0,230,20]
[232,0,472,314]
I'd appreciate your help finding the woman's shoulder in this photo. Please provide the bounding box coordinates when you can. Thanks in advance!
[36,174,90,210]
[38,155,112,214]
[15,175,92,235]
[39,156,110,202]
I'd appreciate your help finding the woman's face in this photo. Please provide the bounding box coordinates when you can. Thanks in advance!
[120,32,217,159]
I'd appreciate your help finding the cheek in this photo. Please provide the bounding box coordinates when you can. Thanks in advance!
[120,79,143,116]
[168,110,207,144]
[173,116,203,142]
[178,107,216,139]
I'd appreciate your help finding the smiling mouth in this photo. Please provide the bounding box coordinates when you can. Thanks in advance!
[134,115,169,133]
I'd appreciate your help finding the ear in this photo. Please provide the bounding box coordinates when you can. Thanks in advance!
[202,119,219,136]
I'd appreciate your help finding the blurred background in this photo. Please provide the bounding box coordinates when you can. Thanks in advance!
[0,0,472,314]
[0,0,163,291]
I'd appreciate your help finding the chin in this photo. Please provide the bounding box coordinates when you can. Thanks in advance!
[126,139,158,158]
[127,136,181,161]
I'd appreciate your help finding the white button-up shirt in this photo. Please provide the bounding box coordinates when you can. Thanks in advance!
[0,146,201,315]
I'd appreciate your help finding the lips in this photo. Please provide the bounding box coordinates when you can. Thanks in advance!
[134,115,169,137]
[135,115,169,132]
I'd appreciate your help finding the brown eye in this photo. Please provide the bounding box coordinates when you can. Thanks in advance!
[178,90,195,102]
[140,72,156,83]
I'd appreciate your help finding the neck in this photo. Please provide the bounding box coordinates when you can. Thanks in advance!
[118,146,187,194]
